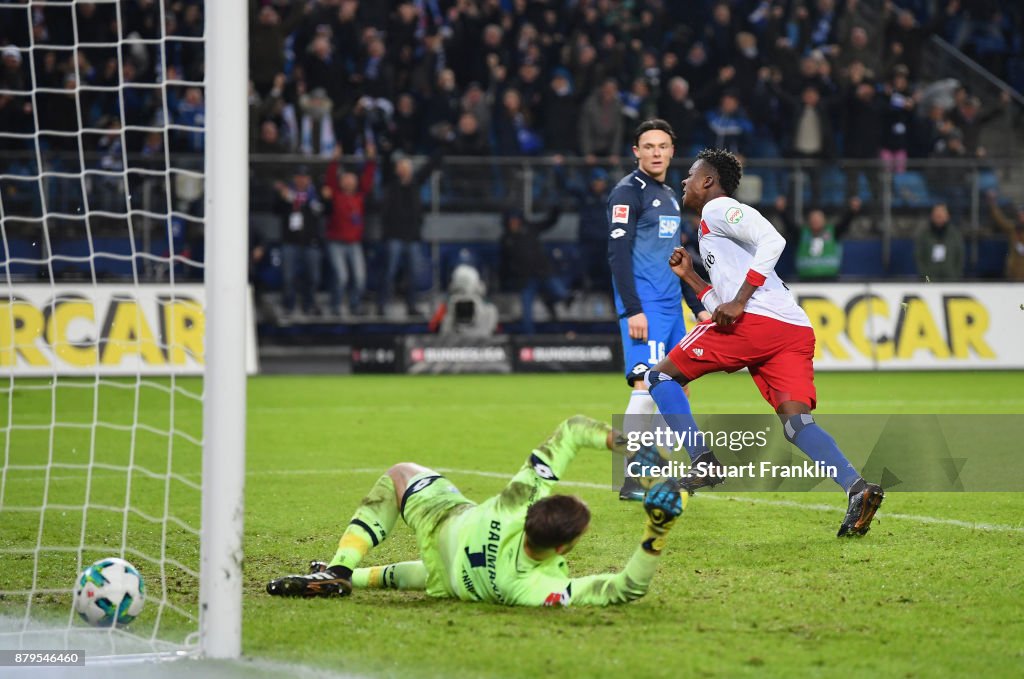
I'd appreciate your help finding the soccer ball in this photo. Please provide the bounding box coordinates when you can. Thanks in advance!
[73,557,145,627]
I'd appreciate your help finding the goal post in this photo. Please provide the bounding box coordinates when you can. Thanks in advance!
[0,0,248,661]
[200,0,248,661]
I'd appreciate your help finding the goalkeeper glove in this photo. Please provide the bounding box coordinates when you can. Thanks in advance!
[641,479,687,554]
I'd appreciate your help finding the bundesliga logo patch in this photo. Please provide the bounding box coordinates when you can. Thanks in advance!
[612,205,629,224]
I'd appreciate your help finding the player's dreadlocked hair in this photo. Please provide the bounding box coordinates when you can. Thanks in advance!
[697,148,742,196]
[525,495,591,550]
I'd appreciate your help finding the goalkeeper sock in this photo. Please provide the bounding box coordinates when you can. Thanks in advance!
[645,371,711,462]
[783,414,861,491]
[327,473,399,574]
[352,561,428,590]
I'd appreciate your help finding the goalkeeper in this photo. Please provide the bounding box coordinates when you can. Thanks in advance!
[266,416,683,607]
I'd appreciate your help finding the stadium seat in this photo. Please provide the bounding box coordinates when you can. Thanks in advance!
[888,238,918,277]
[840,239,885,277]
[973,238,1008,279]
[50,239,93,278]
[892,172,932,207]
[0,237,43,278]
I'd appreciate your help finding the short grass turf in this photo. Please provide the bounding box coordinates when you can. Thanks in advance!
[3,372,1024,677]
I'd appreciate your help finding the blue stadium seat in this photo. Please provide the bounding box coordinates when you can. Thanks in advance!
[973,238,1008,279]
[840,239,884,277]
[976,169,999,194]
[92,237,138,277]
[0,238,42,278]
[888,238,918,276]
[50,239,93,277]
[892,172,932,207]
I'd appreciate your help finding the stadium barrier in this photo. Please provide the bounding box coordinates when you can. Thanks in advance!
[1,284,259,376]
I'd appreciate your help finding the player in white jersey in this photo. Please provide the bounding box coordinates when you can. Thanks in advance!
[641,148,884,537]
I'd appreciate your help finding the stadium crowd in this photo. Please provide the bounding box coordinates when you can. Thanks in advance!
[1,0,1023,306]
[242,0,1021,165]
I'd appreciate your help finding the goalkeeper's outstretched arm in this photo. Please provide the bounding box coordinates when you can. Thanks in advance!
[512,480,687,607]
[495,416,617,513]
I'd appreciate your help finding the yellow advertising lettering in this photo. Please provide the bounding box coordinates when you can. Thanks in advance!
[846,295,894,361]
[0,300,48,366]
[895,297,950,359]
[799,297,850,360]
[100,299,166,365]
[161,298,204,365]
[45,298,98,367]
[0,301,48,366]
[944,296,995,359]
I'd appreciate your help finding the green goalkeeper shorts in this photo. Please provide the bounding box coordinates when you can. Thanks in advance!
[401,471,475,598]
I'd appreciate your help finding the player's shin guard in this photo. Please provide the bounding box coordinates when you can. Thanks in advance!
[352,561,428,591]
[327,474,399,577]
[783,414,861,491]
[644,371,711,462]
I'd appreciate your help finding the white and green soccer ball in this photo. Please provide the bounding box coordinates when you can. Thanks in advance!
[73,557,145,627]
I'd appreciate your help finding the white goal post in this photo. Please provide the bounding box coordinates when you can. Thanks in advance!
[200,0,248,661]
[0,0,247,661]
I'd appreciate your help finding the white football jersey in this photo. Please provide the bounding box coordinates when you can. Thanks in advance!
[696,196,811,327]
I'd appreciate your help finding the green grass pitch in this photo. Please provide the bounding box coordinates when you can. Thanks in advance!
[3,371,1024,677]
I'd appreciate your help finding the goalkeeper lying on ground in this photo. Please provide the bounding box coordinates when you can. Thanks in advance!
[267,416,683,606]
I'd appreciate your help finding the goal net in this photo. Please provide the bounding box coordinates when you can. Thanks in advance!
[0,0,246,661]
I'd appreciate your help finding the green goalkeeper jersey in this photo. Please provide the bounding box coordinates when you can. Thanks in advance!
[436,416,660,607]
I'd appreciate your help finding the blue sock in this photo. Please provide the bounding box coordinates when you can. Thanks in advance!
[646,371,710,462]
[784,414,861,492]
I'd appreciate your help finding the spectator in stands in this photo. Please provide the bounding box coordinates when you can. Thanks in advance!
[493,88,542,156]
[377,151,438,317]
[500,207,570,335]
[255,120,287,154]
[323,143,376,316]
[777,196,862,281]
[249,0,306,96]
[542,69,581,155]
[659,77,699,155]
[879,65,916,173]
[839,26,883,78]
[949,90,1011,157]
[928,116,969,214]
[779,85,836,206]
[388,92,423,155]
[274,166,325,319]
[553,157,611,294]
[986,191,1024,281]
[1,45,25,91]
[423,68,461,150]
[914,203,964,281]
[579,78,623,164]
[174,86,205,153]
[841,65,884,205]
[705,91,753,155]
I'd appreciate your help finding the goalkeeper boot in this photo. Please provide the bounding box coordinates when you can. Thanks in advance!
[837,480,885,537]
[266,570,352,598]
[677,451,726,495]
[618,442,665,501]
